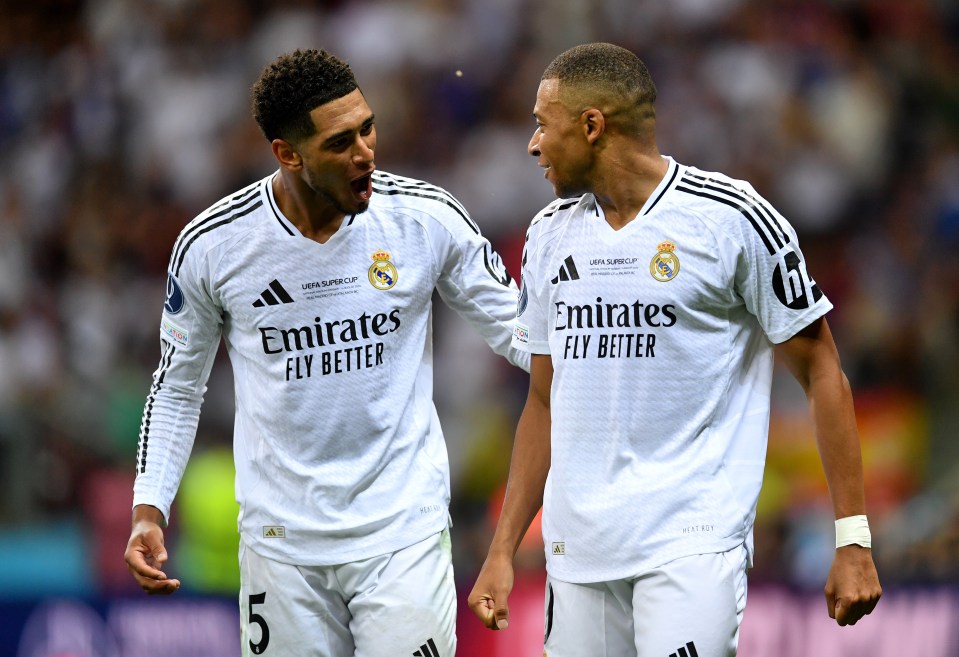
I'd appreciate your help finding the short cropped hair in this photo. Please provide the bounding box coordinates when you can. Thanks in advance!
[543,43,657,112]
[252,49,359,143]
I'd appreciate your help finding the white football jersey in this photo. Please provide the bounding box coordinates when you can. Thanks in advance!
[514,157,832,583]
[134,170,528,566]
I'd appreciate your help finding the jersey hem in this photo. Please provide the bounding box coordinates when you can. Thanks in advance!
[544,536,746,584]
[238,513,450,567]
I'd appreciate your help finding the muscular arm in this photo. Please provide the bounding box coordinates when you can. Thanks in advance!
[468,353,552,629]
[775,317,881,625]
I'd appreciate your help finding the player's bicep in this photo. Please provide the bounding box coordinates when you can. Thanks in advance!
[527,354,553,409]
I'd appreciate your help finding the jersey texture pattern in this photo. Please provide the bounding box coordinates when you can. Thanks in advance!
[514,157,832,582]
[135,170,526,565]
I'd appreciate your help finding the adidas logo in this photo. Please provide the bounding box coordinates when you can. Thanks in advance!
[413,638,440,657]
[669,641,699,657]
[253,279,294,307]
[550,255,580,284]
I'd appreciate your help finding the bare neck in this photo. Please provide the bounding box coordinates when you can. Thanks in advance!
[272,172,345,244]
[592,150,669,231]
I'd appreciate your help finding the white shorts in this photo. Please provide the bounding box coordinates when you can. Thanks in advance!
[238,528,455,657]
[543,545,748,657]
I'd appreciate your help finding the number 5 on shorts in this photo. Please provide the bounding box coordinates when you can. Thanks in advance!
[248,592,270,654]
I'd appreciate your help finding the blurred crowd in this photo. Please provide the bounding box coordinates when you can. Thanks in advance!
[0,0,957,608]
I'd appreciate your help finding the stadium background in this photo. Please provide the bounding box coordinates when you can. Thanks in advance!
[0,0,956,655]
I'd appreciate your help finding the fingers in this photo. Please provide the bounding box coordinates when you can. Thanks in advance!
[467,593,496,629]
[825,585,837,620]
[833,591,881,627]
[467,554,516,630]
[125,529,181,595]
[468,588,510,630]
[824,546,882,626]
[467,566,513,631]
[826,584,882,626]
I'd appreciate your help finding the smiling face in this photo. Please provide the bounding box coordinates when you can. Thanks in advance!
[288,88,377,218]
[528,79,595,199]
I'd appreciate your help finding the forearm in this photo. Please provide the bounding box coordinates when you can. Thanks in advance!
[488,401,551,558]
[808,367,866,518]
[779,319,867,519]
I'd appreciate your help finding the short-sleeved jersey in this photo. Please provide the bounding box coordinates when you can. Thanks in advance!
[134,170,528,566]
[513,157,832,583]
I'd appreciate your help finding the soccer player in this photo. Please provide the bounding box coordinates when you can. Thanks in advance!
[124,49,529,657]
[468,43,881,656]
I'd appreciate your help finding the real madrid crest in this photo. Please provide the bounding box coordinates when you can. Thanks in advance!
[368,249,398,290]
[649,240,680,282]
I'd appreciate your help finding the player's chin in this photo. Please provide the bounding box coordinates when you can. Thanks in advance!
[350,197,371,214]
[336,192,371,215]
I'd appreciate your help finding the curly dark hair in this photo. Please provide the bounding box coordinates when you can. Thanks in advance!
[543,42,657,108]
[251,49,359,143]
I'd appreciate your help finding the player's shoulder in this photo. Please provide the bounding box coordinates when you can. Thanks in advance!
[673,165,770,222]
[169,176,270,273]
[370,169,479,232]
[671,164,791,248]
[192,176,268,227]
[521,195,588,269]
[528,195,586,237]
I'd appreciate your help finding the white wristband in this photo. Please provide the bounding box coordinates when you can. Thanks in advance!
[835,515,871,548]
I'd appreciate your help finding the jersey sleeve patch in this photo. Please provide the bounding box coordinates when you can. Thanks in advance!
[161,316,190,347]
[513,321,530,345]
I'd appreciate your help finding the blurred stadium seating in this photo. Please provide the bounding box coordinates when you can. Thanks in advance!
[0,0,957,654]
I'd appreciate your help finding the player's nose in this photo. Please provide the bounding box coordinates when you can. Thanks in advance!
[528,132,540,158]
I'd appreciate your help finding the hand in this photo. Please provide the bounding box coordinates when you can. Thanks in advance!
[467,553,515,630]
[124,509,181,595]
[824,545,881,626]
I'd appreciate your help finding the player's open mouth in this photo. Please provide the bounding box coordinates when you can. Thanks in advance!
[350,174,373,201]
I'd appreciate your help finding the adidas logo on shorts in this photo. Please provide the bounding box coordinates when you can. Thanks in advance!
[669,640,699,657]
[412,638,440,657]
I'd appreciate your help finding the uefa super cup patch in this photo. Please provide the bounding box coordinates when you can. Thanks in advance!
[368,249,398,290]
[161,317,189,346]
[649,240,680,282]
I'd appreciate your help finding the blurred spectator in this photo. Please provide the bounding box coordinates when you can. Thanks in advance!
[0,2,957,648]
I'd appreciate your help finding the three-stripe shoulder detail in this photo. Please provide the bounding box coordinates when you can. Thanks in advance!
[532,197,582,226]
[169,185,264,276]
[136,341,176,474]
[675,173,789,255]
[371,171,479,235]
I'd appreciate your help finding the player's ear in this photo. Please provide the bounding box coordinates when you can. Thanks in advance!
[581,108,605,144]
[272,139,302,170]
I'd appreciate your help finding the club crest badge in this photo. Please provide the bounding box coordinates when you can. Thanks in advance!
[650,240,680,282]
[368,249,398,290]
